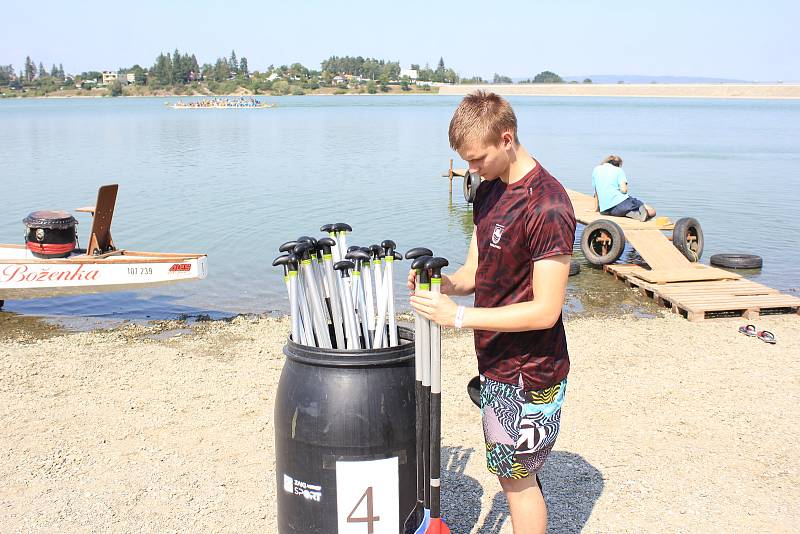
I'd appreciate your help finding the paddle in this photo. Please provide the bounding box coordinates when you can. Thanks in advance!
[381,240,399,347]
[426,257,451,534]
[272,254,301,344]
[403,249,433,533]
[317,237,345,349]
[414,260,434,533]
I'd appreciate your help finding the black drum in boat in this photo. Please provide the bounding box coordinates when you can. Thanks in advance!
[275,327,416,534]
[23,210,77,259]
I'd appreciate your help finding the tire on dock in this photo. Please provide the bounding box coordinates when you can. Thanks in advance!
[569,260,581,276]
[672,217,704,262]
[580,219,625,266]
[710,253,763,269]
[463,171,480,203]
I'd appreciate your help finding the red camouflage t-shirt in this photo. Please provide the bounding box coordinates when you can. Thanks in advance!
[472,161,576,390]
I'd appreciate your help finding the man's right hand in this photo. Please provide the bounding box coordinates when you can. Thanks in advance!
[407,269,417,292]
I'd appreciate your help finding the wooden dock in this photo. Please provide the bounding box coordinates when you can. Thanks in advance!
[566,189,800,321]
[604,264,800,322]
[443,165,800,322]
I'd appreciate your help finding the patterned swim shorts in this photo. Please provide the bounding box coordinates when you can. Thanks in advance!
[480,375,567,479]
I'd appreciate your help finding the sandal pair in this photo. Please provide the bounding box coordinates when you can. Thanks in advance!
[739,324,776,344]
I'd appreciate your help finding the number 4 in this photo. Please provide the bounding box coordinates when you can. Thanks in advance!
[347,487,380,533]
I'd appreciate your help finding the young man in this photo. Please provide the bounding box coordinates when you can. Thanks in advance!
[592,154,656,221]
[409,91,575,534]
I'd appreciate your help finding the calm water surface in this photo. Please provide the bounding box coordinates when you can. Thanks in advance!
[1,95,798,322]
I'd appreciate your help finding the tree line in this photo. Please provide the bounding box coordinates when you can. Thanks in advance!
[0,50,572,93]
[0,57,66,86]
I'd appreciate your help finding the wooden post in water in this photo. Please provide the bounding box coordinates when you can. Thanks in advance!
[448,158,453,195]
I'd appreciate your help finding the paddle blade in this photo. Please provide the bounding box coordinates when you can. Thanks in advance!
[402,502,425,534]
[413,508,431,534]
[425,517,451,534]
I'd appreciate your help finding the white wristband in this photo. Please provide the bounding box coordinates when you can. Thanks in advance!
[454,305,466,329]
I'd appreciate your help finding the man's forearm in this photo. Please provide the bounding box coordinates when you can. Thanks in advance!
[444,267,475,296]
[461,300,561,331]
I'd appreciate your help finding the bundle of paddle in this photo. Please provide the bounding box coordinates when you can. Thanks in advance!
[403,248,451,533]
[272,223,404,350]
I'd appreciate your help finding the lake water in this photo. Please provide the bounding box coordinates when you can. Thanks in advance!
[1,95,798,322]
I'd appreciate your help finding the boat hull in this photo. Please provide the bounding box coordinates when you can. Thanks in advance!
[0,246,207,300]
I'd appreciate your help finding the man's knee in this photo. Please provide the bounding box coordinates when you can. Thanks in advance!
[498,474,538,494]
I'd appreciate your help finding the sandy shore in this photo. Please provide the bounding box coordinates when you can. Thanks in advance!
[1,311,798,533]
[439,83,800,100]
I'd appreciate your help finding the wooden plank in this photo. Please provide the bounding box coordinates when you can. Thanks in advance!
[622,230,696,271]
[659,286,776,295]
[677,299,800,310]
[566,190,674,231]
[687,311,705,322]
[629,267,740,283]
[654,280,769,290]
[672,292,800,304]
[674,301,800,314]
[661,290,777,299]
[658,282,775,292]
[672,294,800,304]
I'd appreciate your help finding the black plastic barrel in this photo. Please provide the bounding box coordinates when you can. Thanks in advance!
[275,327,416,534]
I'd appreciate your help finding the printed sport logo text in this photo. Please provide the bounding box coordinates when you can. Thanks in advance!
[283,474,322,502]
[490,224,505,249]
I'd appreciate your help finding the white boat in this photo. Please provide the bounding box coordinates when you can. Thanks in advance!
[0,185,207,304]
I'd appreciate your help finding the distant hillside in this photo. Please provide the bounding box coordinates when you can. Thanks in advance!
[559,75,751,84]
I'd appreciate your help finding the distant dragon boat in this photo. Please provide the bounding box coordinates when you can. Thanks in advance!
[168,98,274,109]
[0,185,207,306]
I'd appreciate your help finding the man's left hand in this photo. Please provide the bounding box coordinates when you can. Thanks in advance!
[410,290,458,327]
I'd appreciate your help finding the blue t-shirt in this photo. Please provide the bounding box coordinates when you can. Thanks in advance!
[592,163,629,212]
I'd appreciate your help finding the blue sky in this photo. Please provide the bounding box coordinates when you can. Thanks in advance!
[2,0,798,81]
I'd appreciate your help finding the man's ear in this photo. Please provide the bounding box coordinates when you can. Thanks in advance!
[502,131,515,148]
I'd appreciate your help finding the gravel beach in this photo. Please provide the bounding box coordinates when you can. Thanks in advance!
[1,311,798,533]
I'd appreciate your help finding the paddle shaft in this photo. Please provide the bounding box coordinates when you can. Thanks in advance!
[429,274,442,519]
[418,272,432,509]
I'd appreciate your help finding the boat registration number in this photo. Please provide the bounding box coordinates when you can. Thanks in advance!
[127,267,153,275]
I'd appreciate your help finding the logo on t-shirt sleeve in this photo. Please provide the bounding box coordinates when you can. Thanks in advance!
[490,223,505,249]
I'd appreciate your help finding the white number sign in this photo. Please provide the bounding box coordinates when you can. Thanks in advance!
[336,457,398,534]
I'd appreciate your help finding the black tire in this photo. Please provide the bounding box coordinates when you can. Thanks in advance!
[467,375,481,408]
[672,217,704,262]
[569,260,581,276]
[580,219,626,266]
[710,253,763,269]
[463,172,480,203]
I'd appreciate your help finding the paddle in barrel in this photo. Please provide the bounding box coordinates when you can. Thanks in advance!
[425,256,450,534]
[381,240,400,347]
[317,237,346,348]
[273,254,301,343]
[403,248,433,534]
[333,259,360,349]
[295,241,332,349]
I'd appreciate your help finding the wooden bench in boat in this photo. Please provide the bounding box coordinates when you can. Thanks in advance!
[76,184,118,256]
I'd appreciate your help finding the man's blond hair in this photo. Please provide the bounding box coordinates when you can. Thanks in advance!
[449,90,518,151]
